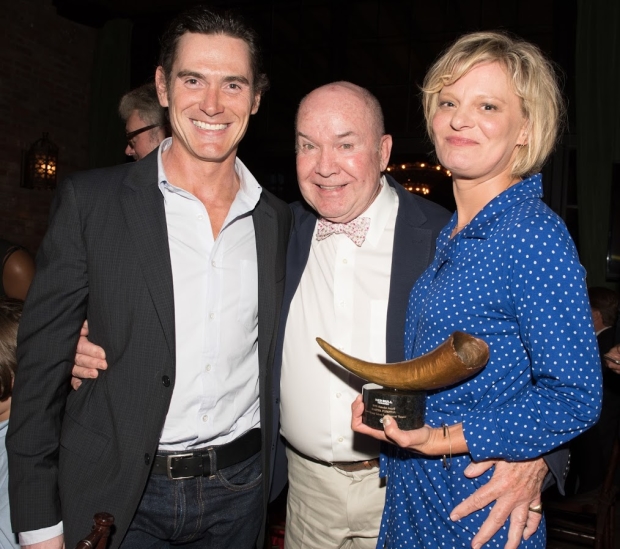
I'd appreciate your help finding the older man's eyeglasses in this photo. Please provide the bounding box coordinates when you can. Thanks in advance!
[126,124,161,147]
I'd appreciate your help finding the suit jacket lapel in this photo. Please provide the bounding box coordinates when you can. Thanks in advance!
[253,196,279,372]
[386,177,435,363]
[120,156,176,360]
[284,204,317,308]
[272,203,316,403]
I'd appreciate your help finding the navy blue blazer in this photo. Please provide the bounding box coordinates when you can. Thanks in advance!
[270,175,451,497]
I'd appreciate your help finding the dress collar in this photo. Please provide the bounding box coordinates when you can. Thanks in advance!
[447,173,543,241]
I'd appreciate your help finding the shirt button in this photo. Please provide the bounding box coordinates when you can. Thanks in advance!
[338,437,344,442]
[205,364,211,372]
[336,392,341,398]
[211,260,216,267]
[198,214,204,220]
[343,259,348,264]
[202,415,209,423]
[144,453,150,465]
[162,375,170,387]
[209,312,215,319]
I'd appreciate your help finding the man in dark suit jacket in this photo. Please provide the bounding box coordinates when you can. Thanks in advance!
[7,6,291,549]
[272,82,568,549]
[569,286,620,493]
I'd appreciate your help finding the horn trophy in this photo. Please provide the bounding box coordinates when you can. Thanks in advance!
[316,331,489,430]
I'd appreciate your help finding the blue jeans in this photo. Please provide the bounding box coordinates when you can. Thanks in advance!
[120,452,263,548]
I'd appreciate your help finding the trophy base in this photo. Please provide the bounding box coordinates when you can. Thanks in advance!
[362,386,426,431]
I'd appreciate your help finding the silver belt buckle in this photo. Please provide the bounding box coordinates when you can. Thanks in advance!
[166,452,195,480]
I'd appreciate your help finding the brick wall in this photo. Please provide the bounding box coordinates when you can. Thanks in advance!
[0,0,97,254]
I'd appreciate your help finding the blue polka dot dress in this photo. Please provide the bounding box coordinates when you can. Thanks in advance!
[377,174,602,548]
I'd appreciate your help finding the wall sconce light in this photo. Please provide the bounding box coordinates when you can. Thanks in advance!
[21,132,59,190]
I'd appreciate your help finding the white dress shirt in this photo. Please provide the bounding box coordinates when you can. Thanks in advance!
[157,138,262,450]
[596,326,611,337]
[280,177,398,463]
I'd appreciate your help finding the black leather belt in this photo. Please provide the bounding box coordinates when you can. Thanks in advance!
[152,428,261,480]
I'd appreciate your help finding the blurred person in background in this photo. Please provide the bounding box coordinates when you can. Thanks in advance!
[119,82,169,161]
[0,240,35,301]
[0,297,22,549]
[569,287,620,493]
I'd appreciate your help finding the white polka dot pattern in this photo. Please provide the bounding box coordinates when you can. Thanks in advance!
[377,174,602,548]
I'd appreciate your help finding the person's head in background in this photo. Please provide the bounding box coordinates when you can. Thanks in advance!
[588,286,619,333]
[119,82,168,161]
[1,241,35,301]
[0,298,22,422]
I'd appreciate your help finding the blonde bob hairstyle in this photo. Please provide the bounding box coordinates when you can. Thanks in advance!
[422,31,565,179]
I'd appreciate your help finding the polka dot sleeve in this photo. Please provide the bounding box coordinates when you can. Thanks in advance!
[402,174,602,462]
[463,213,602,461]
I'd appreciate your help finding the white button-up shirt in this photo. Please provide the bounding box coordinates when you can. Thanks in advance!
[157,138,262,450]
[280,178,398,463]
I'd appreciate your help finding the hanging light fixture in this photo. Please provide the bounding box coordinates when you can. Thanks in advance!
[21,132,59,190]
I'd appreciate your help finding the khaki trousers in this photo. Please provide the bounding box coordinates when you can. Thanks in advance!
[284,446,386,549]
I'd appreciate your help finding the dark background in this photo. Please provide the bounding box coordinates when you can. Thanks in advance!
[52,0,577,210]
[3,0,618,287]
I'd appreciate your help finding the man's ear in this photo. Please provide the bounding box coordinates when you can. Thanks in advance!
[379,134,393,172]
[155,67,170,108]
[251,92,261,115]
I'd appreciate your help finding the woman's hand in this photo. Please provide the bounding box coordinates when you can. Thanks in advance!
[351,395,467,455]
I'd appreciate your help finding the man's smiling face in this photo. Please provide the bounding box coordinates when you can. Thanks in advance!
[156,32,260,164]
[295,84,391,223]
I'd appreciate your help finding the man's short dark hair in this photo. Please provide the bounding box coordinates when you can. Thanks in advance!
[0,297,22,401]
[118,82,167,127]
[158,4,269,96]
[588,286,620,328]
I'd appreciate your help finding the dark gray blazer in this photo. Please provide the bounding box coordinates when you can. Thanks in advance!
[7,151,292,549]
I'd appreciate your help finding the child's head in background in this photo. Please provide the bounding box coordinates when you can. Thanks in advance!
[0,298,23,422]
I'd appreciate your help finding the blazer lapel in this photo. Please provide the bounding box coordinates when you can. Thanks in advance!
[386,178,434,363]
[253,197,279,372]
[272,202,317,404]
[284,204,317,307]
[120,157,176,360]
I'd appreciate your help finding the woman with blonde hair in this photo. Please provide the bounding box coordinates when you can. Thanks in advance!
[352,31,601,548]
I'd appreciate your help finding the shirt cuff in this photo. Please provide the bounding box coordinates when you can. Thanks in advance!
[19,522,63,546]
[462,412,506,462]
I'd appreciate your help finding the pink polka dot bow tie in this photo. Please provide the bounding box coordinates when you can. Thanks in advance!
[315,216,371,247]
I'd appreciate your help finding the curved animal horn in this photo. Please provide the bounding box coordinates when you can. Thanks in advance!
[315,331,489,391]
